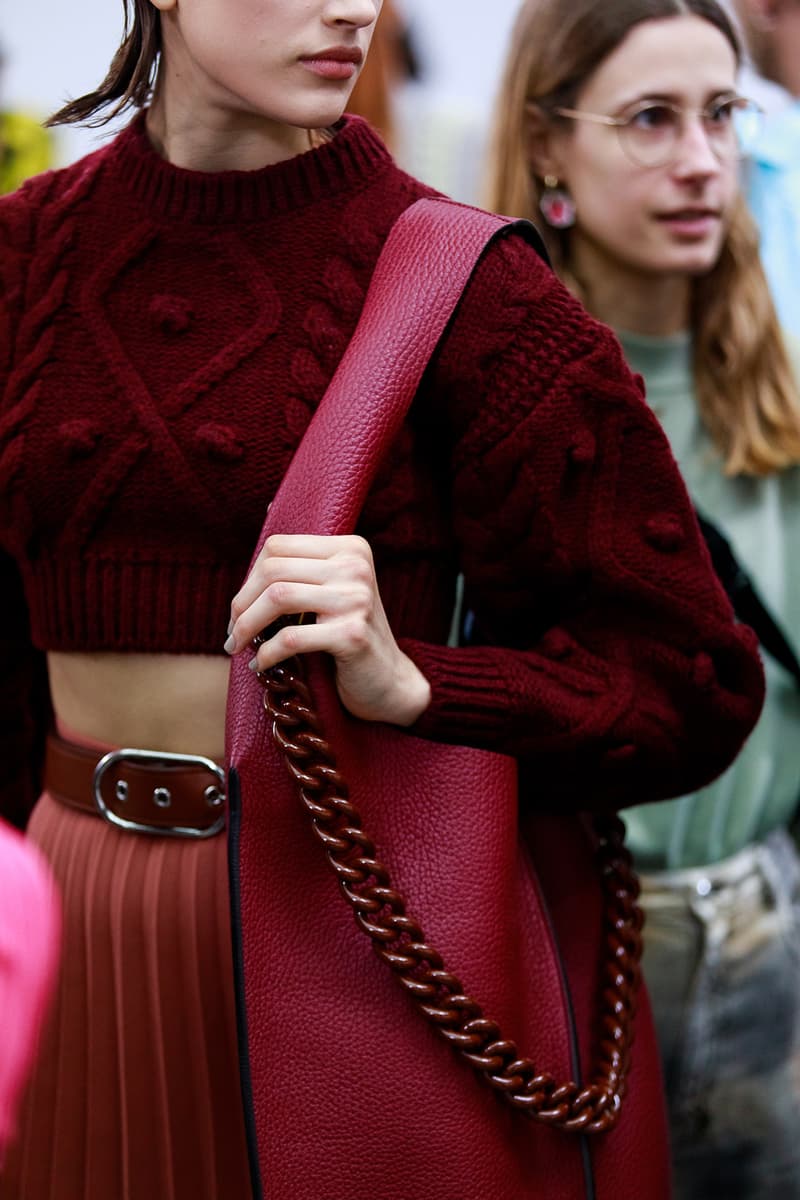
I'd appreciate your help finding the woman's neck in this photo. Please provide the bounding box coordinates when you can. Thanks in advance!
[146,89,310,173]
[568,239,690,337]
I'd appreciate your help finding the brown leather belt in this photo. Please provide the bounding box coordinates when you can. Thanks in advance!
[44,733,226,839]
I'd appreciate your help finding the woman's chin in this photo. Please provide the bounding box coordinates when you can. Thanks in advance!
[636,245,723,279]
[683,250,723,277]
[662,235,725,277]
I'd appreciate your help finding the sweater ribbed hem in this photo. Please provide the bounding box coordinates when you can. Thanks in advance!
[112,113,394,223]
[24,558,236,654]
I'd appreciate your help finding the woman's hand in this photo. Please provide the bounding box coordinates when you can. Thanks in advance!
[225,534,431,727]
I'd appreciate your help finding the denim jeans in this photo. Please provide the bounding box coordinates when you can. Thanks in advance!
[640,829,800,1200]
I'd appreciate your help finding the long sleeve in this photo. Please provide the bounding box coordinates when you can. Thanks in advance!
[399,236,764,809]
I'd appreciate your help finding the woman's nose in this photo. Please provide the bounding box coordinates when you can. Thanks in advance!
[672,113,722,178]
[323,0,382,29]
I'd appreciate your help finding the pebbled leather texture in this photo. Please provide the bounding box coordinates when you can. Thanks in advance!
[226,198,670,1200]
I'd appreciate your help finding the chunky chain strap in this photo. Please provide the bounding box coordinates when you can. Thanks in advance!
[260,659,644,1133]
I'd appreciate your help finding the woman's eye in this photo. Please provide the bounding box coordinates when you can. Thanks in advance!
[707,100,736,125]
[629,105,674,131]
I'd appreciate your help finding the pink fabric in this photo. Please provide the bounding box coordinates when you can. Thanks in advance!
[0,819,60,1157]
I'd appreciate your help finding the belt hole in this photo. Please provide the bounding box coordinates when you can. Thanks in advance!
[204,785,225,808]
[153,787,172,808]
[115,780,129,803]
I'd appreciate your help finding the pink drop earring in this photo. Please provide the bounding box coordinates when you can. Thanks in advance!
[539,175,576,229]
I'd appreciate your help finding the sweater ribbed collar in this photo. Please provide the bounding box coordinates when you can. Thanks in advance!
[108,111,394,222]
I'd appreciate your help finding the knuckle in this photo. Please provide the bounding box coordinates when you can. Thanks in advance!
[342,617,370,651]
[258,556,275,583]
[265,580,289,607]
[351,583,373,614]
[343,553,373,586]
[281,624,302,654]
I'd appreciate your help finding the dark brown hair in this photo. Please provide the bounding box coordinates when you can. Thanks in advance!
[486,0,800,476]
[48,0,161,127]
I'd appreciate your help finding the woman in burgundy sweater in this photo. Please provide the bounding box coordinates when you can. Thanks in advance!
[0,1,764,1197]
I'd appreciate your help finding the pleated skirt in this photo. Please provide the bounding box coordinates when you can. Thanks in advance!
[0,736,253,1200]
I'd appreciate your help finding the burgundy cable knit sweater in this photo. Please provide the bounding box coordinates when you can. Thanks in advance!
[0,114,763,827]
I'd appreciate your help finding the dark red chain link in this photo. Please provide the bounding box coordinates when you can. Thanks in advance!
[260,660,644,1133]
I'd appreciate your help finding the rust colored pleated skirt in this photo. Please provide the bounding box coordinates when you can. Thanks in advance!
[0,731,253,1200]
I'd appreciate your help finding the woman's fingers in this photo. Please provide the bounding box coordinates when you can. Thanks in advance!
[227,580,369,653]
[248,614,372,673]
[227,534,377,654]
[259,534,361,559]
[231,535,372,618]
[232,553,326,615]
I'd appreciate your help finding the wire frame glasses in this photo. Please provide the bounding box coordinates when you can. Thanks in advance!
[552,97,763,168]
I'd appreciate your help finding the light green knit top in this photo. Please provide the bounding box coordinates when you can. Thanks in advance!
[620,330,800,870]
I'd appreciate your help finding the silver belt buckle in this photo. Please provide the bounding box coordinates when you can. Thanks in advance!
[93,748,226,839]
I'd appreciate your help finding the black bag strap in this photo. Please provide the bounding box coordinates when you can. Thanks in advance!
[696,508,800,689]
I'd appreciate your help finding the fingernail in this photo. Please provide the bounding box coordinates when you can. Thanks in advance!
[223,635,236,654]
[247,657,259,673]
[227,617,235,636]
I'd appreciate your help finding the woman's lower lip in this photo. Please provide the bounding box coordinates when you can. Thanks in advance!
[657,214,719,237]
[299,59,358,80]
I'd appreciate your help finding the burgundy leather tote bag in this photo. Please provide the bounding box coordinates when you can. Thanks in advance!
[226,199,671,1200]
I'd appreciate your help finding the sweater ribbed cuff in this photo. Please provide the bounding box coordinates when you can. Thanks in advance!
[398,638,515,741]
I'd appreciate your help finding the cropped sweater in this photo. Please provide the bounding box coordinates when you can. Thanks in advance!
[0,114,764,827]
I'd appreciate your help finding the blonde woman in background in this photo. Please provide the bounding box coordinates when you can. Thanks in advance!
[487,1,800,1196]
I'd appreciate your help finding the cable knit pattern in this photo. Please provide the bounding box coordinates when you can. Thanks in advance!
[0,113,763,822]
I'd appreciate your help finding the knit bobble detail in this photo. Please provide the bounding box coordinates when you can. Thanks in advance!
[541,628,574,659]
[568,430,596,466]
[642,514,685,552]
[150,294,194,335]
[692,652,717,690]
[59,419,101,459]
[194,423,245,463]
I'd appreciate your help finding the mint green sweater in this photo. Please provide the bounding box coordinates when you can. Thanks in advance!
[621,330,800,869]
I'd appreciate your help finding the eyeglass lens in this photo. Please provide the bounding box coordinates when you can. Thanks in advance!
[620,100,762,166]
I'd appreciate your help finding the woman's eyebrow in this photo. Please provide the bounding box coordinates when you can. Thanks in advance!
[609,85,739,110]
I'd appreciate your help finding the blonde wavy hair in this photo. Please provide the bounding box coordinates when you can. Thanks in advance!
[486,0,800,476]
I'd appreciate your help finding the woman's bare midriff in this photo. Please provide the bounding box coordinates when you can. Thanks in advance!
[47,652,231,762]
